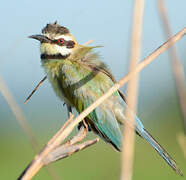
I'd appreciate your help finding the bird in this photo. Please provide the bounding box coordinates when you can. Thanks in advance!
[29,21,182,176]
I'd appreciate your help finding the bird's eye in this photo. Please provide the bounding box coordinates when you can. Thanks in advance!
[57,38,64,44]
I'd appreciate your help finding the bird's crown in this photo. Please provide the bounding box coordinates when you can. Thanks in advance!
[42,21,70,37]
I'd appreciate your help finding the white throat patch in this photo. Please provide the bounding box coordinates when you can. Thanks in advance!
[40,42,73,56]
[55,45,72,56]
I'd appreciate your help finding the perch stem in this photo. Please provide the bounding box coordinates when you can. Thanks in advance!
[18,28,186,180]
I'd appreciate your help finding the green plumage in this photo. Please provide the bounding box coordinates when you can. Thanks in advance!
[42,46,123,150]
[29,22,183,175]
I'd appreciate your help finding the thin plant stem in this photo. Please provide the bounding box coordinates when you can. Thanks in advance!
[158,0,186,133]
[18,27,186,180]
[0,75,39,150]
[24,76,47,104]
[121,0,144,179]
[0,75,60,180]
[158,0,186,161]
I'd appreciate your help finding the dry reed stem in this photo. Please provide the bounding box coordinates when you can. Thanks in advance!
[18,27,186,180]
[121,0,144,179]
[24,76,47,104]
[158,0,186,161]
[61,123,88,148]
[44,138,99,164]
[0,75,60,180]
[177,133,186,158]
[0,75,40,150]
[158,0,186,133]
[18,114,74,180]
[44,125,97,164]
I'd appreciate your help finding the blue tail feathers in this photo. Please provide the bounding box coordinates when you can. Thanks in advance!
[141,128,183,176]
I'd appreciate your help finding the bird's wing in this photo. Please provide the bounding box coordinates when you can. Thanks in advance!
[74,48,182,174]
[78,47,126,102]
[54,57,122,151]
[88,64,126,102]
[82,94,123,151]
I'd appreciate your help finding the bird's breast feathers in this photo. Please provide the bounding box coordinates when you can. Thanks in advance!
[42,58,114,108]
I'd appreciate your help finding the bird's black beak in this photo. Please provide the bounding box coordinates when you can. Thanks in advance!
[28,34,51,43]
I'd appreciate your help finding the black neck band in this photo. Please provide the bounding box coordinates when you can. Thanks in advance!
[41,53,69,59]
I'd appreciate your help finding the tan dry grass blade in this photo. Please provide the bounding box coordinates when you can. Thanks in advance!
[0,75,60,180]
[0,75,39,150]
[18,28,186,180]
[177,133,186,158]
[24,76,47,104]
[158,0,186,160]
[158,0,186,132]
[121,0,144,180]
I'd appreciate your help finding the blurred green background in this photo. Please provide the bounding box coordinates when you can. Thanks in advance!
[0,0,186,179]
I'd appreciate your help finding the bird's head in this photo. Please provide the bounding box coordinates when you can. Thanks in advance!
[29,21,77,58]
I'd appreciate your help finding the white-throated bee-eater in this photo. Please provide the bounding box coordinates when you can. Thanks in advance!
[29,21,182,175]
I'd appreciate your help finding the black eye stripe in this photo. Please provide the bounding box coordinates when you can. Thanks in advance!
[53,39,75,48]
[53,39,65,45]
[66,41,75,48]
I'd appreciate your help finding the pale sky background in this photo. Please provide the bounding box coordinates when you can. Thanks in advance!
[0,0,186,132]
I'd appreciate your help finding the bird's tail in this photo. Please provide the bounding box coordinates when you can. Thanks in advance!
[141,129,183,176]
